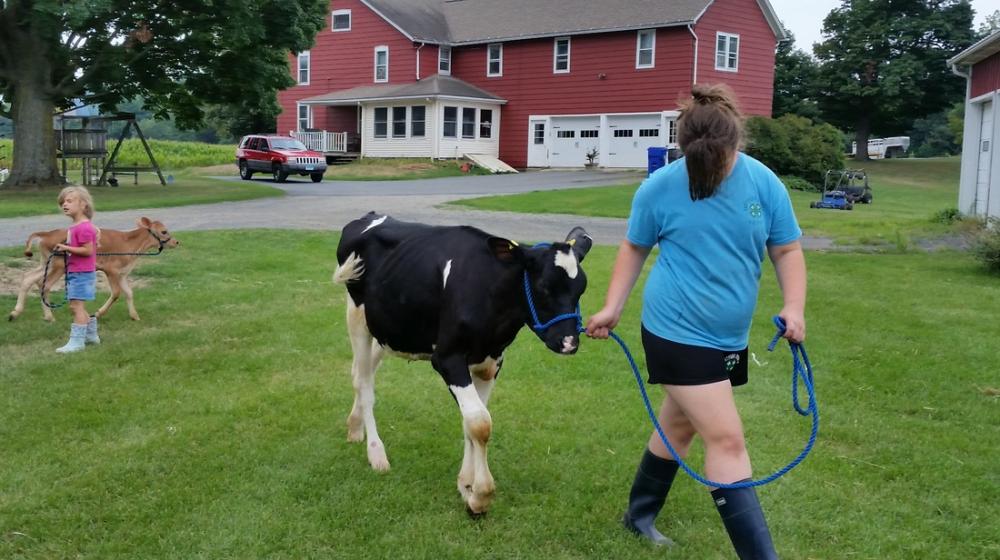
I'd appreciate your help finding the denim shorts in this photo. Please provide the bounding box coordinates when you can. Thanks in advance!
[66,271,97,301]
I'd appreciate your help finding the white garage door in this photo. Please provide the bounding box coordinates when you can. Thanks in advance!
[976,100,993,216]
[607,115,663,167]
[550,117,600,167]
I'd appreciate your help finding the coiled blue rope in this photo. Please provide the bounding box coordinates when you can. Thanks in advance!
[523,264,818,489]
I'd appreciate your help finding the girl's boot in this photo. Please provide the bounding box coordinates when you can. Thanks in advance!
[711,482,778,559]
[85,315,100,345]
[622,448,679,546]
[56,324,87,354]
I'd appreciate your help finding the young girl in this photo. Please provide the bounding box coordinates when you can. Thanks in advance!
[586,84,806,558]
[53,186,100,353]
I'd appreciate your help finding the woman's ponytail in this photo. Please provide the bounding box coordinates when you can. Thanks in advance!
[677,84,744,200]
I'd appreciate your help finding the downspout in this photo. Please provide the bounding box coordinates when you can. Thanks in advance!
[687,24,699,85]
[416,42,425,80]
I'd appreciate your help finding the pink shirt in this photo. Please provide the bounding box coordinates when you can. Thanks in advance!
[67,221,98,273]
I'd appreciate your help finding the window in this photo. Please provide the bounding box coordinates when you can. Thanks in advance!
[332,9,351,31]
[553,37,570,73]
[411,106,426,137]
[556,130,575,138]
[716,32,739,71]
[374,46,388,82]
[636,30,655,69]
[580,130,599,138]
[479,109,493,138]
[297,51,310,85]
[462,107,476,139]
[667,121,678,144]
[392,107,407,138]
[374,107,388,138]
[533,123,545,144]
[639,129,660,137]
[439,46,451,75]
[487,43,502,77]
[443,106,458,138]
[297,104,310,131]
[613,129,634,138]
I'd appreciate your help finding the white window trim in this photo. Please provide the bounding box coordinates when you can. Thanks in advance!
[715,32,739,72]
[439,46,452,76]
[297,103,311,131]
[487,43,503,77]
[374,46,389,83]
[553,37,570,74]
[297,51,310,85]
[332,9,351,32]
[636,30,655,69]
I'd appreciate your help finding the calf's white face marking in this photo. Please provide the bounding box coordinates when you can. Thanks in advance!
[554,249,578,279]
[362,215,388,233]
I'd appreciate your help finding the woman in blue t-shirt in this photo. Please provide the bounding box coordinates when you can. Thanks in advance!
[586,84,806,559]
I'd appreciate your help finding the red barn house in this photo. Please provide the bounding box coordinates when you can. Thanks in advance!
[949,29,1000,219]
[277,0,785,169]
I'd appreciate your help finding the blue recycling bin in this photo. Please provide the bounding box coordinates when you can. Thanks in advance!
[647,147,668,176]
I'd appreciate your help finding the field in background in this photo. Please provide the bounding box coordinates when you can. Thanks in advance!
[450,157,967,248]
[1,231,998,558]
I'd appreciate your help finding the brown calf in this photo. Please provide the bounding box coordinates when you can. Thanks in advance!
[8,217,179,322]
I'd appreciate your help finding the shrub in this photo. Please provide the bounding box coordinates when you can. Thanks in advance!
[745,115,845,185]
[780,175,819,192]
[931,207,962,224]
[970,218,1000,274]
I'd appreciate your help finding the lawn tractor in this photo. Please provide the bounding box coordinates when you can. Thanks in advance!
[810,169,873,210]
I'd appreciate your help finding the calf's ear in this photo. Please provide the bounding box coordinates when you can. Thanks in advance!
[564,227,593,262]
[137,217,152,228]
[487,237,524,263]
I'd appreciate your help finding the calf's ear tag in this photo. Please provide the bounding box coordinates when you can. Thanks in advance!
[568,239,577,246]
[508,240,519,249]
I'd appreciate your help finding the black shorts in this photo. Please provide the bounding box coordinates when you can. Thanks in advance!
[641,325,749,386]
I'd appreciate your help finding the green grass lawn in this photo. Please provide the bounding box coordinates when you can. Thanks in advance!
[2,230,997,558]
[323,157,492,181]
[451,157,968,247]
[0,171,283,219]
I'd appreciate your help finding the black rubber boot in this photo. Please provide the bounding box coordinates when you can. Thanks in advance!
[622,448,679,546]
[711,481,778,559]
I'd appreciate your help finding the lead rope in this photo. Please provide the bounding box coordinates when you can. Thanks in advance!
[41,230,168,309]
[523,266,817,489]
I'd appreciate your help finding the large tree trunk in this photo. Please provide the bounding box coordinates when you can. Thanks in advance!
[4,83,65,189]
[853,116,872,162]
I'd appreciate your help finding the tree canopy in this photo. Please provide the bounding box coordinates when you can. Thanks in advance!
[813,0,974,160]
[0,0,328,187]
[772,31,822,122]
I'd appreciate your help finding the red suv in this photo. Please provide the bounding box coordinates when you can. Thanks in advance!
[236,134,328,183]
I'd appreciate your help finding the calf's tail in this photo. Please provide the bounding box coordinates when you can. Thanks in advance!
[23,231,45,258]
[332,252,365,284]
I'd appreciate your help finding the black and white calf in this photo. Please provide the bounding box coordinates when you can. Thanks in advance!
[333,212,591,515]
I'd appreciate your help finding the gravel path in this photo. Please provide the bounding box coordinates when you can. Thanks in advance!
[0,170,834,249]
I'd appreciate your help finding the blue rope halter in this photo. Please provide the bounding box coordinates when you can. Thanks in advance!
[520,260,817,488]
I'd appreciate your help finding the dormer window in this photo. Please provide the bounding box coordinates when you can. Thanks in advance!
[487,43,502,77]
[374,46,389,82]
[332,9,351,31]
[439,46,452,75]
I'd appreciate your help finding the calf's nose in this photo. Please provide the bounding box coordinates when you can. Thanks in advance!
[561,335,578,354]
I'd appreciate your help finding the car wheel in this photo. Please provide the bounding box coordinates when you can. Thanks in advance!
[845,202,854,210]
[310,173,324,183]
[239,161,253,180]
[272,166,288,183]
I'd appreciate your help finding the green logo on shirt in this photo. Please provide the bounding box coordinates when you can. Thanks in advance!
[748,201,763,218]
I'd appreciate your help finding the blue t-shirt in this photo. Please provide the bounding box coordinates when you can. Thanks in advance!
[626,152,801,350]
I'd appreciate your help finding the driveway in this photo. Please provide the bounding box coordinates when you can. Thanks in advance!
[0,169,833,249]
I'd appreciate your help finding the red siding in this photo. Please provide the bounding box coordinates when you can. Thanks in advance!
[694,0,777,116]
[277,0,422,135]
[454,29,694,167]
[971,51,1000,98]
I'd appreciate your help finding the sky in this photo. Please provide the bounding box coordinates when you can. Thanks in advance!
[768,0,1000,52]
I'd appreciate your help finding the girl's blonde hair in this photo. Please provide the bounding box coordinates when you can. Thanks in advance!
[57,186,95,219]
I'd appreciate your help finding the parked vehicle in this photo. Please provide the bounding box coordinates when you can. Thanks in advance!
[0,145,9,185]
[235,134,327,183]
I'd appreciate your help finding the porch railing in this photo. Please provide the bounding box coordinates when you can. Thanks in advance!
[290,130,348,153]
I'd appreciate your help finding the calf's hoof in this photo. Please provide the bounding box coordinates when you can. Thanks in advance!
[465,505,488,519]
[367,443,390,472]
[347,416,364,442]
[8,313,16,322]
